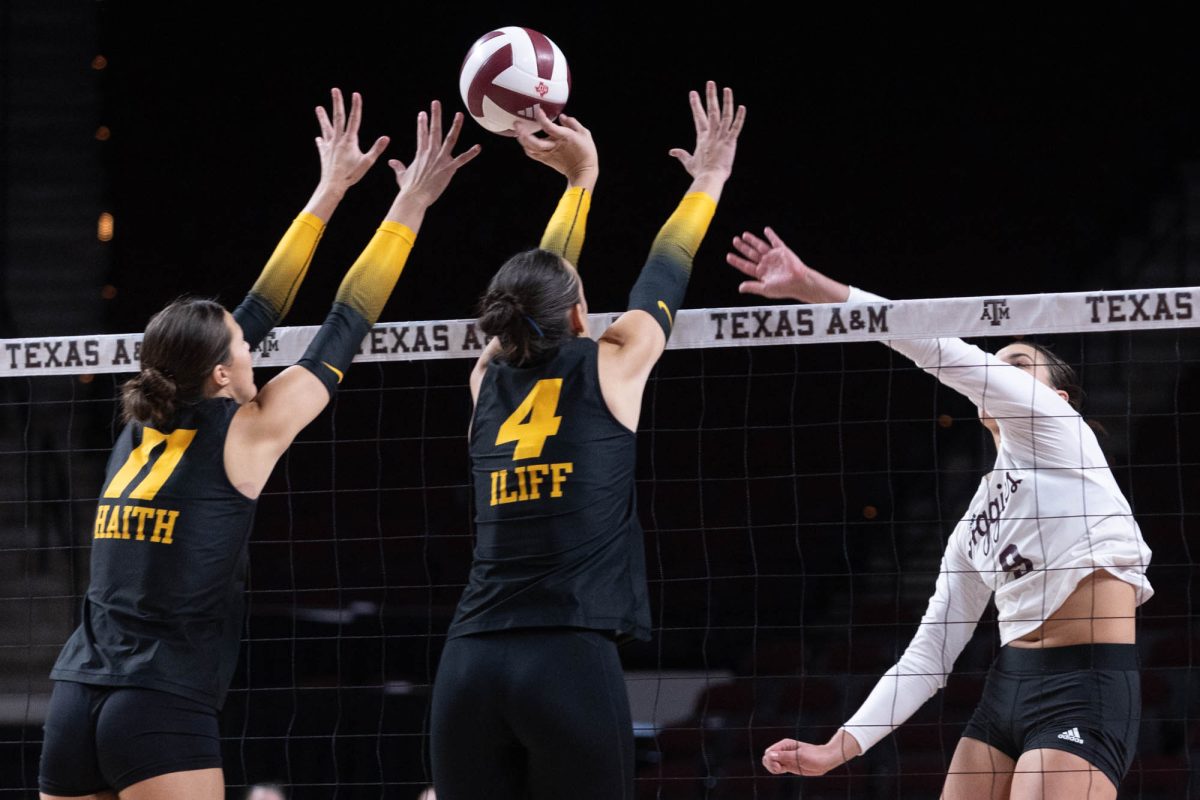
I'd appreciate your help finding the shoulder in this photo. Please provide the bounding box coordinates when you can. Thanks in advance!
[194,397,242,429]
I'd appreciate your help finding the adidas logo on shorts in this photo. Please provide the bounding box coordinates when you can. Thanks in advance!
[1057,727,1085,744]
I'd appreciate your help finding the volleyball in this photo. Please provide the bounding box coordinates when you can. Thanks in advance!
[458,26,570,135]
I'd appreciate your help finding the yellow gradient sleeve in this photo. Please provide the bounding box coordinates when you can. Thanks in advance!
[628,192,718,338]
[539,186,591,266]
[647,192,717,272]
[333,221,417,324]
[250,212,325,315]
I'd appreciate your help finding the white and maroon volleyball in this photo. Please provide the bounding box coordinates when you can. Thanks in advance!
[459,27,570,135]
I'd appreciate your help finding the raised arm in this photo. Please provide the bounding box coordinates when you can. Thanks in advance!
[763,542,991,776]
[516,107,598,263]
[227,101,480,498]
[596,81,745,429]
[727,229,1080,457]
[470,109,599,398]
[234,88,391,348]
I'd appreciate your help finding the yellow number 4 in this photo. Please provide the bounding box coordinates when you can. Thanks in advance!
[103,428,197,501]
[496,379,563,460]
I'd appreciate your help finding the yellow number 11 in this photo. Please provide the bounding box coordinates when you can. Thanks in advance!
[496,379,563,460]
[103,428,197,501]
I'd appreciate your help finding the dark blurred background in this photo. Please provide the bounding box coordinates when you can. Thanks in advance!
[1,2,1198,798]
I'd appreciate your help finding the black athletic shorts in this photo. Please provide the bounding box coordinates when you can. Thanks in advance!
[431,628,634,800]
[39,680,222,795]
[962,643,1140,791]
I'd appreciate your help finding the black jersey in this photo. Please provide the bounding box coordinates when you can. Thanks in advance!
[448,336,651,642]
[51,397,256,708]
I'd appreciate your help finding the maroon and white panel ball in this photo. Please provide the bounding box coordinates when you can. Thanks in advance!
[459,26,570,136]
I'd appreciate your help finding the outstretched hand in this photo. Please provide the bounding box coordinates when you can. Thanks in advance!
[727,227,851,304]
[314,88,390,193]
[512,107,598,187]
[670,81,746,181]
[387,100,482,209]
[726,227,809,299]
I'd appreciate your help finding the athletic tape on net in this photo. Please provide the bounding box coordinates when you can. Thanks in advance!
[2,287,1196,377]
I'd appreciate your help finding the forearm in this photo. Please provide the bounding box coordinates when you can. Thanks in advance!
[233,211,327,348]
[540,184,592,266]
[840,658,945,753]
[627,191,718,337]
[297,218,417,396]
[385,192,431,236]
[684,170,728,206]
[842,548,987,753]
[846,286,946,369]
[786,267,851,304]
[848,286,1065,418]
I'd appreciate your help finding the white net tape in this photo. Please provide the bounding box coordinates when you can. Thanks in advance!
[2,286,1196,377]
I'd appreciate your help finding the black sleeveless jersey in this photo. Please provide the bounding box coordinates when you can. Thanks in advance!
[448,336,651,642]
[51,397,257,708]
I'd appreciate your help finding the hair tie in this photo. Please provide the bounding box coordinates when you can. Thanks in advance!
[524,315,545,338]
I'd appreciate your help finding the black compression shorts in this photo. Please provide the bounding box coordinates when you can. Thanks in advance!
[39,680,222,795]
[962,643,1140,791]
[431,628,634,800]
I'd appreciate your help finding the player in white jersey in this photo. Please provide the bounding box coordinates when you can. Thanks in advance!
[728,228,1153,799]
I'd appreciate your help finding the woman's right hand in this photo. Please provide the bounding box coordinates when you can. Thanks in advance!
[670,81,746,184]
[727,227,809,300]
[512,107,598,189]
[762,729,861,776]
[388,100,482,210]
[727,227,850,304]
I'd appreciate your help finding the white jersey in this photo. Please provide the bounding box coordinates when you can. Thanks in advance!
[840,287,1153,754]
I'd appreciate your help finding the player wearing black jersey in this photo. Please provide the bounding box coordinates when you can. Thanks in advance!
[429,82,746,800]
[38,91,479,800]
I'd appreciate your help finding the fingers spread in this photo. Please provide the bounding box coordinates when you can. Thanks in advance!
[429,100,443,146]
[415,110,429,155]
[452,143,483,167]
[730,104,747,138]
[731,236,762,261]
[347,91,363,136]
[331,88,345,132]
[365,135,390,163]
[688,90,706,132]
[705,80,720,126]
[726,253,760,276]
[440,111,464,156]
[316,105,334,140]
[741,231,771,255]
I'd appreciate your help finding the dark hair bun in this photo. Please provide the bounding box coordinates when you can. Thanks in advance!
[122,366,178,427]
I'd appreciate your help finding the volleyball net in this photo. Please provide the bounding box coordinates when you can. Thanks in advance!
[1,286,1197,799]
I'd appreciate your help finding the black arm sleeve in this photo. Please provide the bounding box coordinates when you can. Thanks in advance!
[296,303,372,398]
[233,292,277,351]
[626,192,717,339]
